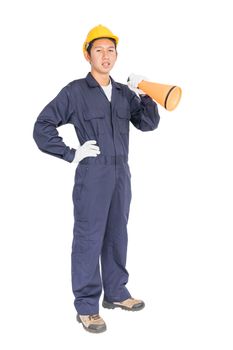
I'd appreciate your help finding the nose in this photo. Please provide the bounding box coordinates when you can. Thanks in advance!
[102,50,109,59]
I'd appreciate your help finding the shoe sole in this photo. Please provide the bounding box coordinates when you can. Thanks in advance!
[76,314,107,334]
[102,300,145,311]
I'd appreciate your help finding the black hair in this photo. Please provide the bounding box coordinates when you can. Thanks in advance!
[86,37,117,55]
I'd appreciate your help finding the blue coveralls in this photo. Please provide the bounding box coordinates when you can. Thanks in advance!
[33,72,160,315]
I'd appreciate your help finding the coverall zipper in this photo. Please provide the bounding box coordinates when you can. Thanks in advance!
[110,103,117,176]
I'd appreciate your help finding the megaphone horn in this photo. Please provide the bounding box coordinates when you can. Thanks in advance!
[137,80,182,111]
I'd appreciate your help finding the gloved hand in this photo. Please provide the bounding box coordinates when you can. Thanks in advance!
[127,73,148,97]
[72,140,101,164]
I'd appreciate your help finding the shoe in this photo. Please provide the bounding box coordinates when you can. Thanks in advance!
[76,314,107,333]
[102,298,145,311]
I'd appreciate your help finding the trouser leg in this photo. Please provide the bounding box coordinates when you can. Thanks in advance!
[71,164,114,315]
[101,163,132,302]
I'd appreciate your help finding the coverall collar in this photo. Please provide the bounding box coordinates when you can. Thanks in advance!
[85,72,121,90]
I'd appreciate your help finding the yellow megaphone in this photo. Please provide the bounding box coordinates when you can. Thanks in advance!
[138,80,182,111]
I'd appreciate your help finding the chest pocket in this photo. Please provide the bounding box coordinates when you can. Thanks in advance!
[116,110,130,134]
[83,113,105,136]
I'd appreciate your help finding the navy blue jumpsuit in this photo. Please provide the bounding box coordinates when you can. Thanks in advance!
[33,72,160,315]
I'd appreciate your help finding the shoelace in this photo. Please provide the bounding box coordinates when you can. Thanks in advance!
[88,314,101,321]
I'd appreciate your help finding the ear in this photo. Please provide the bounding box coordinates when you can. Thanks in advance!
[84,51,91,63]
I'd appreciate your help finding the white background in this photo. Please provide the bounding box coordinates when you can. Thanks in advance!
[1,0,232,349]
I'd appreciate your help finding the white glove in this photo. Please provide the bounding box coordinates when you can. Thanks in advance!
[127,73,148,96]
[72,140,101,164]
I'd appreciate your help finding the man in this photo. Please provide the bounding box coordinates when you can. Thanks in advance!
[33,24,160,333]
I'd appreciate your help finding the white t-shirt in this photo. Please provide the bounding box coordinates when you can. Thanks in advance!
[101,81,112,102]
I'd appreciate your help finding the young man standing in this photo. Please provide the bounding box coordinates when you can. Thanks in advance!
[33,24,160,333]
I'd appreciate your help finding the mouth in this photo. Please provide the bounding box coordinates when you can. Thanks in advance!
[102,62,110,68]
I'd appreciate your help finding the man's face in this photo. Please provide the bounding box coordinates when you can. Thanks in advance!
[85,38,117,74]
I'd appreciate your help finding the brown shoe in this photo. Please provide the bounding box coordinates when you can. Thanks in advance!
[102,298,145,311]
[77,314,107,333]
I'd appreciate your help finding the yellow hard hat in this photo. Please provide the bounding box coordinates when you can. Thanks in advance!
[83,24,119,54]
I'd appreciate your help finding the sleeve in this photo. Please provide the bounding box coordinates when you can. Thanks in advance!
[128,90,160,131]
[33,85,76,162]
